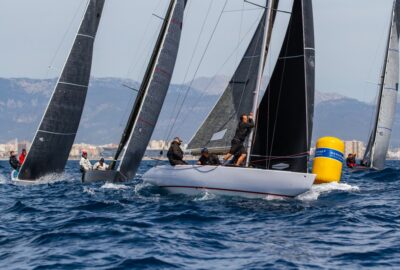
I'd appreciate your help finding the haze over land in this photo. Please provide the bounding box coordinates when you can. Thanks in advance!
[2,76,399,147]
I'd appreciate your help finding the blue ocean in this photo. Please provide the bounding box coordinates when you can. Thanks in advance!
[0,160,399,269]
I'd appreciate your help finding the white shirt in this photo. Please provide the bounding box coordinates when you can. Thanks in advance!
[80,157,92,171]
[93,161,109,171]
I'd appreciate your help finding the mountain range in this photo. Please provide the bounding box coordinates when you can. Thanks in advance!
[1,76,400,147]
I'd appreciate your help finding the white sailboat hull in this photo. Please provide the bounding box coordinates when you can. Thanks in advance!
[143,165,315,198]
[11,170,37,185]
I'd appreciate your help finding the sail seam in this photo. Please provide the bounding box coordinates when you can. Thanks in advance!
[77,33,95,39]
[59,82,88,88]
[278,54,304,60]
[38,130,76,136]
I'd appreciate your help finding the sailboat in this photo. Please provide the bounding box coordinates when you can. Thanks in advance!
[143,0,316,198]
[12,0,105,183]
[83,0,187,183]
[362,0,400,170]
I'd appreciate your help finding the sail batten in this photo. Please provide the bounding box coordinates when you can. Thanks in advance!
[18,0,105,180]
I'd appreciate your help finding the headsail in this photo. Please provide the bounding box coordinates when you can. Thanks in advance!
[18,0,105,180]
[117,0,186,180]
[250,0,315,173]
[187,12,269,155]
[363,0,400,170]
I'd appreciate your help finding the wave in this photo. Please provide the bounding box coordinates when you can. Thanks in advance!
[297,182,360,201]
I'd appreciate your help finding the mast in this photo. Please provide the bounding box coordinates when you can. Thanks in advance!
[246,0,275,166]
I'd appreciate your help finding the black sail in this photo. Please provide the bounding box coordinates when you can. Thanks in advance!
[117,0,186,180]
[187,12,268,154]
[18,0,105,180]
[250,0,315,173]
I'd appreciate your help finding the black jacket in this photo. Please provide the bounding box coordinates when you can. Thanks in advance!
[167,141,187,166]
[233,119,255,142]
[198,154,221,166]
[9,155,20,170]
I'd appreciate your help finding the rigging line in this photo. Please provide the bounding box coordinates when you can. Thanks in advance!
[267,7,294,168]
[45,0,88,78]
[125,0,163,79]
[119,8,162,129]
[223,8,261,13]
[223,12,265,149]
[161,0,213,145]
[174,15,262,136]
[165,0,229,143]
[364,10,392,140]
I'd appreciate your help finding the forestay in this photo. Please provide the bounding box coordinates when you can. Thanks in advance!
[250,0,315,173]
[18,0,105,180]
[363,0,400,170]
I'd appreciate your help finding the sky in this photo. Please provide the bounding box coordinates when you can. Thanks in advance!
[0,0,395,102]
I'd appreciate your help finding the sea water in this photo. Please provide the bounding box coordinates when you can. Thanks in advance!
[0,160,399,269]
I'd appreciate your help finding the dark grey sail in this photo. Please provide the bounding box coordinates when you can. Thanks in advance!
[83,0,186,182]
[363,0,400,170]
[250,0,315,173]
[187,12,268,155]
[18,0,105,180]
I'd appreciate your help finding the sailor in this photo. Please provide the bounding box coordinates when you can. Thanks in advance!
[19,148,27,164]
[197,148,221,166]
[346,153,356,168]
[79,151,92,180]
[223,112,255,166]
[93,158,109,171]
[167,137,188,166]
[9,151,21,171]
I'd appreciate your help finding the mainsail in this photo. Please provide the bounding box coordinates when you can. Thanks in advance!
[187,12,269,154]
[363,0,400,170]
[250,0,315,173]
[84,0,186,182]
[18,0,105,180]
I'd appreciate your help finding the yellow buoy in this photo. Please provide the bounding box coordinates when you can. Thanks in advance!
[312,137,344,184]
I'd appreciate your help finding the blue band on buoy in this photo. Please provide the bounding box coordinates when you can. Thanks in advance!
[315,148,344,163]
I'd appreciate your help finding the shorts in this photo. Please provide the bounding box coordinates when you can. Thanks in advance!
[229,139,246,155]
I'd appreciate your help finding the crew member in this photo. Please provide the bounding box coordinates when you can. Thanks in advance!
[167,137,187,166]
[346,153,356,168]
[223,112,254,166]
[93,158,109,171]
[9,151,21,171]
[79,151,92,180]
[19,149,27,164]
[197,148,221,166]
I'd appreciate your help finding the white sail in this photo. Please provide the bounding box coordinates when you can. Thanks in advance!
[364,1,400,170]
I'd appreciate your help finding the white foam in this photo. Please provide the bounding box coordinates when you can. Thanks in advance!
[12,172,70,186]
[297,182,360,201]
[133,182,152,194]
[264,194,286,201]
[194,191,216,201]
[83,187,96,195]
[101,182,129,190]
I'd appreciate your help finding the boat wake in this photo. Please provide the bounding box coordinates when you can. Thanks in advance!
[297,182,360,201]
